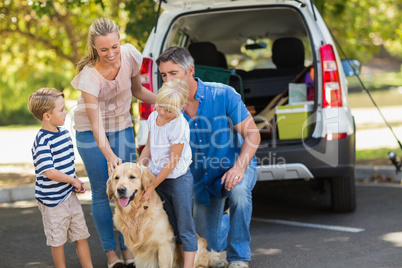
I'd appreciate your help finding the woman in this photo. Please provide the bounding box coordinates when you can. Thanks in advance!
[71,18,156,268]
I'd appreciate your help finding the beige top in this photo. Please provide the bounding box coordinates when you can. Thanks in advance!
[71,43,143,132]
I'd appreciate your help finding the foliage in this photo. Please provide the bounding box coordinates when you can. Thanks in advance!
[0,0,156,125]
[314,0,402,60]
[125,0,156,48]
[1,0,402,125]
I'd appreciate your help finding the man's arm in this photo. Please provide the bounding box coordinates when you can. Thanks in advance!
[131,74,157,104]
[221,115,261,190]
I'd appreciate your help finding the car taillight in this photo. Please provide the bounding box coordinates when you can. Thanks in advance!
[320,44,342,108]
[325,133,347,140]
[139,57,154,120]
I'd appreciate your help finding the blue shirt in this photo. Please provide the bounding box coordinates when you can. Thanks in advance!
[183,79,255,205]
[31,127,75,207]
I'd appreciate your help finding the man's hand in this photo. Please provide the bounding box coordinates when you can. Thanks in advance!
[221,166,245,191]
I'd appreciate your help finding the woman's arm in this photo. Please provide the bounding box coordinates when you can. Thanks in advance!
[140,143,184,201]
[81,91,121,174]
[131,73,157,104]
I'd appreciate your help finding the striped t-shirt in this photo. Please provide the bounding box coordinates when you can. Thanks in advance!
[31,127,75,207]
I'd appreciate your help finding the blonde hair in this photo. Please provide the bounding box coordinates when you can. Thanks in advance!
[28,88,64,121]
[76,18,120,72]
[156,79,188,116]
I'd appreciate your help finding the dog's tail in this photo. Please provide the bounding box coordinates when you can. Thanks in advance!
[195,235,228,268]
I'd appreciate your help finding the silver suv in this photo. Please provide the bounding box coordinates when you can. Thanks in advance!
[137,0,358,212]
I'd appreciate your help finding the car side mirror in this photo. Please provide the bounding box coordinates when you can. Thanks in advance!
[341,59,361,77]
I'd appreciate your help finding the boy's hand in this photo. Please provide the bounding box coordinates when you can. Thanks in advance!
[73,176,86,193]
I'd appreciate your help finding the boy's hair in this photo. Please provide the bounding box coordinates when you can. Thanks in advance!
[28,88,64,121]
[156,79,188,116]
[156,46,194,75]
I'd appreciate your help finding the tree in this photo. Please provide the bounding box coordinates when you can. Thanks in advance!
[0,0,156,125]
[314,0,402,60]
[1,0,401,125]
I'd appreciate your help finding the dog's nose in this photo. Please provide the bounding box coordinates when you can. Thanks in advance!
[117,186,126,196]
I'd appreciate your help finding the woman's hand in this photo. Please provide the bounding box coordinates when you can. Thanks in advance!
[107,155,122,175]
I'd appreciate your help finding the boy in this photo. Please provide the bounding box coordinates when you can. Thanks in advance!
[28,88,93,268]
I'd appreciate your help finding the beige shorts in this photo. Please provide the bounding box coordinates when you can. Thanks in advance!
[38,192,90,247]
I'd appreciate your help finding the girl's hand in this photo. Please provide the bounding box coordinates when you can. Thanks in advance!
[141,187,155,202]
[107,155,122,175]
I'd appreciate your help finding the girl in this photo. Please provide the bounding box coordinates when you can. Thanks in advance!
[138,79,197,268]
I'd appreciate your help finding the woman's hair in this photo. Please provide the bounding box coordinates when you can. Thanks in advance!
[28,88,64,121]
[156,79,189,116]
[76,18,120,72]
[156,46,194,75]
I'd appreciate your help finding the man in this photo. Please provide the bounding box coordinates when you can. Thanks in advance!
[156,46,261,268]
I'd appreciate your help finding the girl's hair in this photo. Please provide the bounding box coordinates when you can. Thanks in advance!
[156,46,194,75]
[76,18,120,72]
[156,79,189,116]
[28,88,64,121]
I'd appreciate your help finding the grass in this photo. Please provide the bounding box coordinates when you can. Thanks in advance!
[357,147,400,160]
[348,88,402,109]
[348,71,402,91]
[0,124,40,130]
[347,70,402,108]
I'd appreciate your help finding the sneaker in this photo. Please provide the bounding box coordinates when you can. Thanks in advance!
[228,261,249,268]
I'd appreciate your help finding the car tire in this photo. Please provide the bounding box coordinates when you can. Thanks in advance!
[330,175,356,213]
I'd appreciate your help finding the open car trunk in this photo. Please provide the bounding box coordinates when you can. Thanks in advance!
[163,5,316,145]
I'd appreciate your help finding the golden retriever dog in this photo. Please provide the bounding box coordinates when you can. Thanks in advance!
[107,162,228,268]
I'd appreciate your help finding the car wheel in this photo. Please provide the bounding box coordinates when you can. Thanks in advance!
[330,175,356,213]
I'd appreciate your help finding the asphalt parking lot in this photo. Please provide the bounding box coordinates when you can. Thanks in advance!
[2,181,402,267]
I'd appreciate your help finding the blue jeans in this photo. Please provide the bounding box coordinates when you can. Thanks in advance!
[193,164,257,262]
[156,170,198,252]
[76,127,136,252]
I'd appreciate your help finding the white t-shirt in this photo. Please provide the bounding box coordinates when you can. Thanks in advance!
[147,111,192,178]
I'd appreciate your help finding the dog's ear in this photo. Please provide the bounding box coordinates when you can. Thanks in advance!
[139,165,155,190]
[106,176,114,200]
